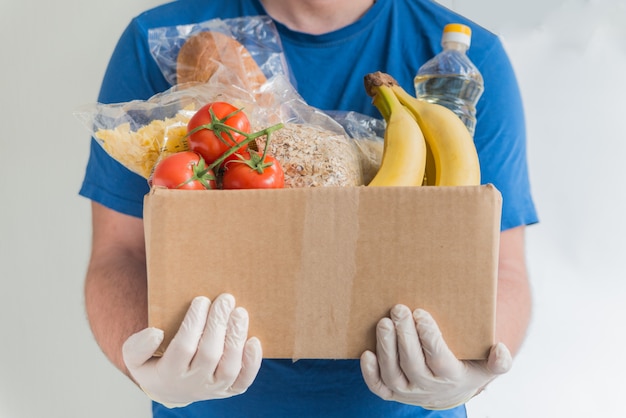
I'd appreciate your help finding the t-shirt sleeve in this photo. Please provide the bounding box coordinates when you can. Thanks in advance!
[472,37,538,231]
[78,18,171,218]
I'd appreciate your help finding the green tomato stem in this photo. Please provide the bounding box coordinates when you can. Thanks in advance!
[184,105,284,173]
[206,122,283,171]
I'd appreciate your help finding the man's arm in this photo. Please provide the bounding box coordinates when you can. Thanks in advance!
[84,201,263,405]
[85,201,148,377]
[495,225,532,356]
[360,224,533,409]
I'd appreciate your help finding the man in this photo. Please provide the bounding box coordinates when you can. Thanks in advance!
[80,0,537,416]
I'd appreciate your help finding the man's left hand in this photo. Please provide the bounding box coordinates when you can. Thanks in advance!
[360,305,512,410]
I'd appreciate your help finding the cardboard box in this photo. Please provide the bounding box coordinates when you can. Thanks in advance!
[144,184,502,360]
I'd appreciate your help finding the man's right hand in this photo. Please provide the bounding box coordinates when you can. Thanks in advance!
[122,294,262,408]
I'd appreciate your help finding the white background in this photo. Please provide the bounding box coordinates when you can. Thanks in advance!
[1,0,624,417]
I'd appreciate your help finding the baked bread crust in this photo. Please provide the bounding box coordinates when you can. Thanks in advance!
[176,31,267,91]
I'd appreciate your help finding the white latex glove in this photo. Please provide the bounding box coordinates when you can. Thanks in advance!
[122,294,262,408]
[360,305,512,410]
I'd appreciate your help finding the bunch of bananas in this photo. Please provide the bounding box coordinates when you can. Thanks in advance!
[364,72,480,187]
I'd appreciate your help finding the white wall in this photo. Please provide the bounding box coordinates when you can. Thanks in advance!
[0,1,165,416]
[0,0,624,417]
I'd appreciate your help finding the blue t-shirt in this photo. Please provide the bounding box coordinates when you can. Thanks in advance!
[80,0,538,417]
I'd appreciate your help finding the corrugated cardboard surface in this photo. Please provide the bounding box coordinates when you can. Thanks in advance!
[144,185,502,360]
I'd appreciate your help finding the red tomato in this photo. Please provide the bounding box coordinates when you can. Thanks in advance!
[222,151,285,189]
[187,102,251,165]
[151,151,217,190]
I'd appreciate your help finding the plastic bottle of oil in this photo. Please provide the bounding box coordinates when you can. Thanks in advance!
[414,23,484,137]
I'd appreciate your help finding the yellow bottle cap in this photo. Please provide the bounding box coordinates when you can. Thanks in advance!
[442,23,472,48]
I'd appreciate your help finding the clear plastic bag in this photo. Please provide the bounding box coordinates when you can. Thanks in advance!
[329,111,385,185]
[75,14,384,186]
[75,74,382,187]
[74,80,259,179]
[148,16,291,89]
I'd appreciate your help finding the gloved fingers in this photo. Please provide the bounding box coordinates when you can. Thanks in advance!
[229,337,263,394]
[413,309,463,379]
[191,293,235,371]
[390,304,429,382]
[374,317,409,389]
[214,306,251,383]
[360,350,394,400]
[160,296,211,374]
[122,327,164,370]
[487,342,513,375]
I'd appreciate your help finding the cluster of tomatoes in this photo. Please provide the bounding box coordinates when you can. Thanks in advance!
[150,101,285,190]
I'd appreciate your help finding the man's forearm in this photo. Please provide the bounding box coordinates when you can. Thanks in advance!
[495,226,532,356]
[85,202,149,378]
[85,251,148,377]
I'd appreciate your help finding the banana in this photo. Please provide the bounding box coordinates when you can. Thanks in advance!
[391,79,481,186]
[364,74,427,187]
[366,72,481,186]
